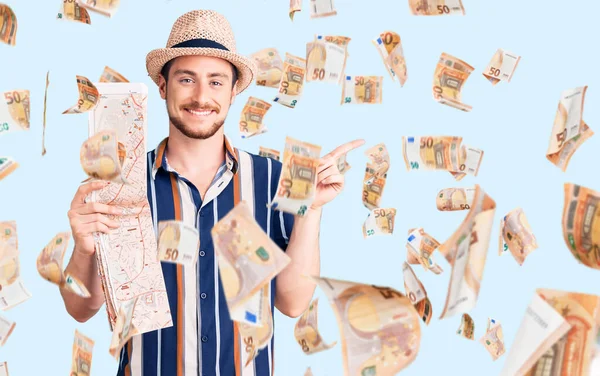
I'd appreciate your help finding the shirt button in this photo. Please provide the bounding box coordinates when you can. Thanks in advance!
[201,335,208,343]
[199,250,206,257]
[201,292,207,299]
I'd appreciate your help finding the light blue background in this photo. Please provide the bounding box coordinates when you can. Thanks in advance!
[1,0,600,375]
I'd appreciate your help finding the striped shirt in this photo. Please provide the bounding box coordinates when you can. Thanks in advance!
[117,135,294,376]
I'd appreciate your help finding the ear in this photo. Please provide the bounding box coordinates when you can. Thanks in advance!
[158,75,167,100]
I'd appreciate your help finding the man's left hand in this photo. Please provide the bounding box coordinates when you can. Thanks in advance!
[310,139,366,210]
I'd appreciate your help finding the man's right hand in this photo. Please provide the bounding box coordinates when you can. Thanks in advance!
[67,180,122,256]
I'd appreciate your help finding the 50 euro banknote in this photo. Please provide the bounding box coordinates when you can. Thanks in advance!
[269,136,321,216]
[341,76,383,105]
[437,185,496,319]
[373,31,407,86]
[0,90,30,135]
[402,136,483,180]
[312,276,422,375]
[547,86,593,171]
[0,4,17,46]
[483,49,521,85]
[409,0,465,15]
[274,53,306,108]
[501,289,600,376]
[306,35,350,84]
[294,298,336,355]
[251,48,283,88]
[562,183,600,270]
[433,53,473,111]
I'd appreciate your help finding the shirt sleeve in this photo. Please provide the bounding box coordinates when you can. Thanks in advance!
[269,159,295,251]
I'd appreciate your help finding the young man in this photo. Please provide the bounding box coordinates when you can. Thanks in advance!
[60,9,363,376]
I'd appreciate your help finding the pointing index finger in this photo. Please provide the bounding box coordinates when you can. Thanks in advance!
[324,139,366,160]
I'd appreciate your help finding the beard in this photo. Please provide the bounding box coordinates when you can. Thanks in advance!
[167,95,227,140]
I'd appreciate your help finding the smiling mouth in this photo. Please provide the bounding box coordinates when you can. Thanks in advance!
[184,108,215,117]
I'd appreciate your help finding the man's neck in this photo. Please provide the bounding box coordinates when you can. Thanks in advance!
[165,125,226,179]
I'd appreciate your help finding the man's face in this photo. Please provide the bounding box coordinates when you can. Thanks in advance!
[159,55,236,140]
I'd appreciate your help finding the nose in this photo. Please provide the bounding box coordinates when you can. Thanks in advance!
[192,81,211,104]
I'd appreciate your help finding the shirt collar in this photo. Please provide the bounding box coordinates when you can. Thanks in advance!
[151,135,239,180]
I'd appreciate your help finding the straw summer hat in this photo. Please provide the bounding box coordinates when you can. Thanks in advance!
[146,10,256,94]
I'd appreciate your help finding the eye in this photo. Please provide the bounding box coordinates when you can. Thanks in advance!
[179,78,193,84]
[211,81,223,86]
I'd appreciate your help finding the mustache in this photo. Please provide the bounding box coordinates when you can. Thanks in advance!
[181,102,220,113]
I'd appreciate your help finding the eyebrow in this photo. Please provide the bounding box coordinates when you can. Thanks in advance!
[172,69,230,80]
[207,72,230,80]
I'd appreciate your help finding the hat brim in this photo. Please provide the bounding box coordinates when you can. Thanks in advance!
[146,47,256,94]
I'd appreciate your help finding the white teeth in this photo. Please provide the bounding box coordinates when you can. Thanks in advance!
[187,109,212,116]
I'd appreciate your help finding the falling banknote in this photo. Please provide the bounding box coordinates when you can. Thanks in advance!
[289,0,302,20]
[406,228,444,275]
[77,0,120,17]
[0,4,17,46]
[1,222,20,265]
[501,289,600,376]
[0,362,6,376]
[433,53,474,111]
[362,143,390,210]
[294,298,337,354]
[562,183,600,270]
[341,76,383,105]
[270,136,321,216]
[305,367,314,376]
[108,298,138,359]
[336,153,350,174]
[313,276,422,375]
[402,136,484,180]
[364,142,390,176]
[437,185,496,319]
[239,97,271,138]
[546,86,593,171]
[80,130,128,184]
[63,76,99,114]
[373,31,407,86]
[42,71,50,155]
[362,165,386,210]
[99,66,128,83]
[36,232,91,298]
[482,49,521,85]
[0,90,29,136]
[72,330,94,376]
[408,0,465,15]
[212,201,291,324]
[437,187,476,211]
[274,53,306,108]
[0,315,14,347]
[310,0,337,18]
[251,48,284,88]
[403,262,433,325]
[456,313,474,340]
[480,318,506,361]
[0,221,32,310]
[306,35,350,84]
[499,208,538,265]
[363,208,396,238]
[258,146,280,161]
[237,286,274,367]
[0,157,18,181]
[57,0,91,24]
[157,220,200,267]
